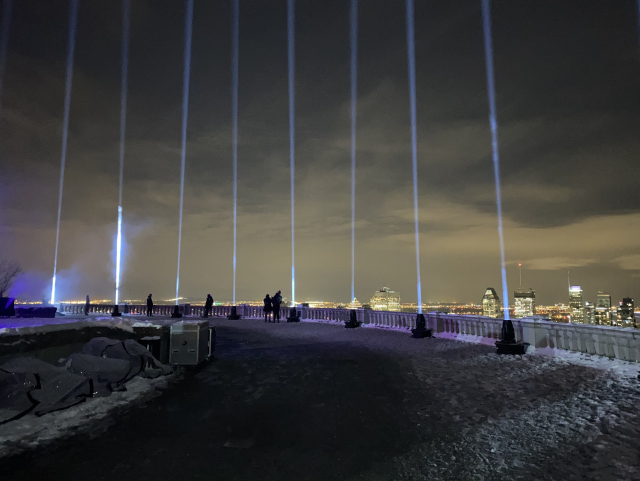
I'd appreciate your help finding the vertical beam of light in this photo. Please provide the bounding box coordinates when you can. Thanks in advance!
[51,0,78,305]
[288,0,295,306]
[175,0,194,305]
[115,0,130,306]
[115,206,123,303]
[0,0,13,114]
[350,0,357,303]
[405,0,422,314]
[231,0,239,306]
[481,0,509,320]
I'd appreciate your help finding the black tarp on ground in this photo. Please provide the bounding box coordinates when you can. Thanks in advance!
[0,370,38,424]
[0,357,92,419]
[59,354,136,397]
[0,338,171,424]
[80,338,171,379]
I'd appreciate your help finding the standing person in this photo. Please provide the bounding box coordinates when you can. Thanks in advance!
[84,295,90,316]
[146,294,154,317]
[204,294,214,318]
[272,290,282,323]
[263,294,272,322]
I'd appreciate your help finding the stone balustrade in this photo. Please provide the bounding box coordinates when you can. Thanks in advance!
[55,303,640,363]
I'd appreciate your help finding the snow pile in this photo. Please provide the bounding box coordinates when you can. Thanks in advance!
[0,317,134,336]
[131,320,174,329]
[530,347,640,378]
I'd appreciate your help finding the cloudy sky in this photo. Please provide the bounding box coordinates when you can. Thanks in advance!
[1,0,639,306]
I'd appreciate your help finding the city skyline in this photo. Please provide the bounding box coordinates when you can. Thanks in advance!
[2,1,640,306]
[17,275,637,313]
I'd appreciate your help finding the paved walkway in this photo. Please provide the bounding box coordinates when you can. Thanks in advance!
[1,319,639,481]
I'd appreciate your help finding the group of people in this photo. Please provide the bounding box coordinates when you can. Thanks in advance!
[263,290,283,322]
[144,293,214,317]
[83,293,215,318]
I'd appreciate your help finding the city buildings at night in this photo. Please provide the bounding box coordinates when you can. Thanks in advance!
[370,287,401,311]
[569,286,585,323]
[482,288,501,318]
[617,297,635,328]
[595,291,612,325]
[347,298,363,309]
[584,301,596,324]
[513,288,536,318]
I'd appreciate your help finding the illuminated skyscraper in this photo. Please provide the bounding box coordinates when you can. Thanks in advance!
[569,286,585,323]
[370,287,401,311]
[595,291,611,325]
[617,297,635,328]
[482,288,501,318]
[513,288,535,318]
[584,302,595,324]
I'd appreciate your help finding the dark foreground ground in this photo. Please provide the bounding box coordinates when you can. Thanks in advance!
[1,319,639,481]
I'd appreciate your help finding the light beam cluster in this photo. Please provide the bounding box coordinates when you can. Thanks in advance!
[33,0,517,308]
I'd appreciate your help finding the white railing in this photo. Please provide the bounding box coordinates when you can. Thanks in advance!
[295,309,640,363]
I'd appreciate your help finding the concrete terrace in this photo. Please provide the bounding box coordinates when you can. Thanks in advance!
[1,318,640,481]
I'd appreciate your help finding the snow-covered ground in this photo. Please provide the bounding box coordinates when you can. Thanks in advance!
[2,316,640,479]
[0,373,176,459]
[279,319,640,480]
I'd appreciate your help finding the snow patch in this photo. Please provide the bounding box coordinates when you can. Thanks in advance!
[0,374,174,459]
[0,317,134,336]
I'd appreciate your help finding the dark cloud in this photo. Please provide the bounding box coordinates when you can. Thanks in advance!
[1,0,639,306]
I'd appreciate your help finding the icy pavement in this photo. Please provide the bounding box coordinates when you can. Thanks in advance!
[1,319,639,481]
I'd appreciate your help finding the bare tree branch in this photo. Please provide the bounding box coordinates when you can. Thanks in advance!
[0,261,21,298]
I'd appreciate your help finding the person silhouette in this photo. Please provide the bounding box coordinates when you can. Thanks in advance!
[84,295,90,316]
[146,294,154,317]
[272,290,282,323]
[263,294,272,322]
[204,294,214,318]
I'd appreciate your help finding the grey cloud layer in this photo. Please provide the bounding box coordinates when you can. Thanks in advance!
[1,0,639,305]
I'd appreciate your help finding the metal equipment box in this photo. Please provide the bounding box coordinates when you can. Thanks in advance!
[169,321,212,365]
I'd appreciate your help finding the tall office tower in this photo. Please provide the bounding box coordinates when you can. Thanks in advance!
[370,287,401,311]
[482,288,501,318]
[617,297,635,328]
[595,291,612,325]
[513,288,536,318]
[569,286,585,323]
[584,302,596,324]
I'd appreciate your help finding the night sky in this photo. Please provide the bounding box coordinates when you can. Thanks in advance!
[1,0,639,305]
